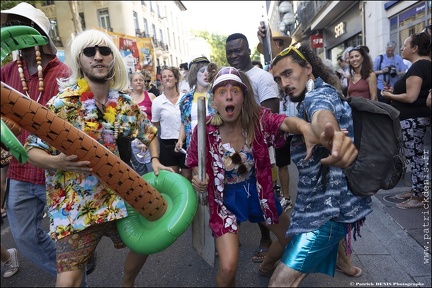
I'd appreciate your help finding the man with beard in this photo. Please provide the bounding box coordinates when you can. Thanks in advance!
[24,29,173,287]
[1,3,97,281]
[267,43,372,287]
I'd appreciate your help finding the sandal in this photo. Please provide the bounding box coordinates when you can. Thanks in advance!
[335,265,362,277]
[395,191,412,200]
[396,197,424,209]
[252,240,272,263]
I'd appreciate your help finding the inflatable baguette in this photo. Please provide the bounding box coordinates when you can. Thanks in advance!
[1,81,167,220]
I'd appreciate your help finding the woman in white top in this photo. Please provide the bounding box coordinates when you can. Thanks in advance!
[151,66,190,178]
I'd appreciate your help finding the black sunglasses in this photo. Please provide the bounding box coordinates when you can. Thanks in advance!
[144,80,151,83]
[82,45,112,57]
[230,152,247,175]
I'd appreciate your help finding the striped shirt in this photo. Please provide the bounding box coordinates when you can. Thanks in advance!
[1,57,71,185]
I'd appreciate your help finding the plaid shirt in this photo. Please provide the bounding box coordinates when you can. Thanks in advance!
[1,57,71,185]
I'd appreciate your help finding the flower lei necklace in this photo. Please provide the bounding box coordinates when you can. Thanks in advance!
[77,78,119,145]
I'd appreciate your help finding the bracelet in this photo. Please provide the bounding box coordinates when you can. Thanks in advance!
[150,156,159,162]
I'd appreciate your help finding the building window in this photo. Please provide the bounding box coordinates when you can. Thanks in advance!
[133,11,139,30]
[98,9,111,31]
[143,18,149,36]
[152,24,157,40]
[41,1,55,6]
[79,12,86,31]
[390,1,429,48]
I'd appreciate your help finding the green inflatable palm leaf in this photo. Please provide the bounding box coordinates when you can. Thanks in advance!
[1,25,48,62]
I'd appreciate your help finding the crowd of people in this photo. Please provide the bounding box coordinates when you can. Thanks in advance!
[1,2,430,287]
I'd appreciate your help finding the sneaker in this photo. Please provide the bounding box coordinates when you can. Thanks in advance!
[279,197,292,211]
[3,248,19,278]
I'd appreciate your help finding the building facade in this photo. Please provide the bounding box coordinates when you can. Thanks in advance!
[36,0,192,77]
[267,1,431,71]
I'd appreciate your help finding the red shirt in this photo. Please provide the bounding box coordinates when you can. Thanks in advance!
[1,57,71,185]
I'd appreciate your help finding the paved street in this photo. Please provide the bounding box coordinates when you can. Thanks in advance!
[1,132,431,287]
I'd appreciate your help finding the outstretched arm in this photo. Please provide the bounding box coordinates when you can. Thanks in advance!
[312,110,358,168]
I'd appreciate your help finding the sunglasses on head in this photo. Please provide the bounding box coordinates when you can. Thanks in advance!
[82,45,112,57]
[271,45,307,66]
[230,152,247,175]
[216,67,241,78]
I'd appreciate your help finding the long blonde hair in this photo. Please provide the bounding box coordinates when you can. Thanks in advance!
[59,29,127,91]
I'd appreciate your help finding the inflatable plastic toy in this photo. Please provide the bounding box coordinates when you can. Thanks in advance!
[117,170,197,254]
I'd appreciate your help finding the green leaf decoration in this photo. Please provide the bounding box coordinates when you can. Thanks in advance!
[1,119,28,164]
[1,25,48,62]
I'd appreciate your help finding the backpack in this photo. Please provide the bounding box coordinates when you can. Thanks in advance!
[341,95,405,197]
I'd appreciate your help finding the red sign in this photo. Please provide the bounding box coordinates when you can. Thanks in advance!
[310,34,324,48]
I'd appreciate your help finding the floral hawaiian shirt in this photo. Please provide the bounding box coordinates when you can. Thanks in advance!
[179,87,214,148]
[186,108,287,237]
[25,83,158,240]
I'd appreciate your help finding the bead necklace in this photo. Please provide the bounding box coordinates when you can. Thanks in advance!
[17,46,44,102]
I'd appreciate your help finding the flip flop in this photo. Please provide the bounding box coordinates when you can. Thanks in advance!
[252,246,270,263]
[335,265,362,277]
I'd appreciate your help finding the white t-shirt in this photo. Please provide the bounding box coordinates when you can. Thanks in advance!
[151,93,183,139]
[244,66,279,105]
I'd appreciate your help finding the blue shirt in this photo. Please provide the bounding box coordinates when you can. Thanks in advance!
[373,54,407,90]
[287,78,372,237]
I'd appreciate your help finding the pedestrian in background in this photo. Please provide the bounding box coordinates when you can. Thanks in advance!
[142,69,161,96]
[176,55,214,172]
[179,62,191,93]
[373,40,407,103]
[347,46,377,100]
[152,66,191,179]
[381,30,431,209]
[1,148,19,279]
[128,71,157,176]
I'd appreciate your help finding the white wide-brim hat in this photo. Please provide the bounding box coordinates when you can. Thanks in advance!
[1,2,57,55]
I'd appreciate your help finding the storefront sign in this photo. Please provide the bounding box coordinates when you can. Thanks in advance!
[310,34,324,48]
[335,22,346,38]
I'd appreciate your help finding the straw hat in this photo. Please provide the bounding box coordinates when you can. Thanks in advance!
[257,30,292,55]
[1,2,57,55]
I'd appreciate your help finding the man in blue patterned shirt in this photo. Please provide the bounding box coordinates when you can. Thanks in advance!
[267,43,373,287]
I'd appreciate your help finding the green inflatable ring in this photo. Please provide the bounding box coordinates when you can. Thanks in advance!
[1,119,28,164]
[116,170,197,254]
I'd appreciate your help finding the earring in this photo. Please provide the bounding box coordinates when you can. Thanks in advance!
[306,77,314,93]
[210,112,223,126]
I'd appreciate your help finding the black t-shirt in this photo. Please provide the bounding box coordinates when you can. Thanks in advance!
[391,59,431,120]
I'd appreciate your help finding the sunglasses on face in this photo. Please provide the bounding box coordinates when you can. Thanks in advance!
[144,80,151,83]
[82,45,113,57]
[230,152,247,175]
[271,45,307,66]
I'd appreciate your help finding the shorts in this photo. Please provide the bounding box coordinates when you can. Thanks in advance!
[159,139,188,168]
[223,177,283,223]
[281,220,348,276]
[275,135,293,167]
[56,221,126,273]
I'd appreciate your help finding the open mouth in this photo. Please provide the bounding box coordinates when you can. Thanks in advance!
[225,105,235,115]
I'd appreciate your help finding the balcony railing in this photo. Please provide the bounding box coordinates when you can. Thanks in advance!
[296,1,328,30]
